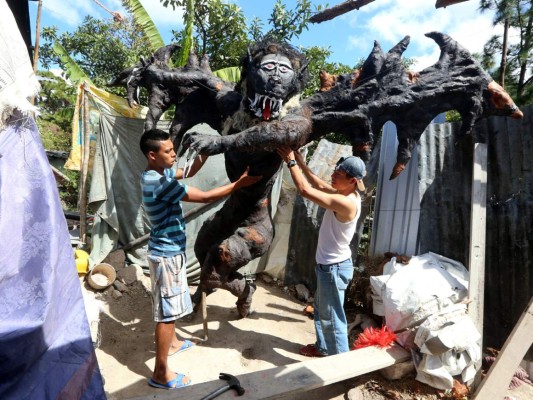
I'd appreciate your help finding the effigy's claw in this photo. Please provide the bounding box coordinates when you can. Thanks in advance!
[175,141,185,158]
[183,149,199,178]
[175,147,189,172]
[189,149,200,164]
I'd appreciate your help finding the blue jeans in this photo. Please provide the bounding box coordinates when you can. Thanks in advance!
[314,259,354,355]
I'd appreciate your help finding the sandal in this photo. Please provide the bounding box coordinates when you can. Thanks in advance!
[169,339,194,356]
[148,373,191,389]
[299,344,327,357]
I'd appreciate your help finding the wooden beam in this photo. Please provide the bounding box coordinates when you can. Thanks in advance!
[50,164,71,183]
[309,0,375,24]
[118,201,222,251]
[127,345,410,399]
[473,296,533,399]
[435,0,471,9]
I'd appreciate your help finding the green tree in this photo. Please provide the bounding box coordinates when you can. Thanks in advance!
[35,71,76,154]
[39,15,153,94]
[123,0,165,51]
[302,45,354,97]
[166,0,248,70]
[480,0,533,105]
[265,0,318,42]
[162,0,322,71]
[36,71,77,133]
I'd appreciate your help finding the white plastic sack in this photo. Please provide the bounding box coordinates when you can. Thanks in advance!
[370,252,469,335]
[369,252,480,390]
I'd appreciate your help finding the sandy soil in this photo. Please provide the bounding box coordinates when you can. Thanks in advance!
[85,252,533,400]
[90,275,357,400]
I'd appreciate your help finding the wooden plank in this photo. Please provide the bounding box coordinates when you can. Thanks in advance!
[473,296,533,400]
[467,142,488,389]
[128,345,410,400]
[467,142,487,334]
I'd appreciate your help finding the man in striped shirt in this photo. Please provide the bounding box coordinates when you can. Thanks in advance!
[140,129,260,390]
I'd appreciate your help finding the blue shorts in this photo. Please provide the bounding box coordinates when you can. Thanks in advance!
[148,253,193,322]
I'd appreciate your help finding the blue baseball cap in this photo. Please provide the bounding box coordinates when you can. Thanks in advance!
[335,156,366,191]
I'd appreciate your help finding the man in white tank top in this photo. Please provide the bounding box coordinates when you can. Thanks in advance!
[277,145,365,357]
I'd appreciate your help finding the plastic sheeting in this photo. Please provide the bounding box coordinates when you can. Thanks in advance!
[0,112,105,399]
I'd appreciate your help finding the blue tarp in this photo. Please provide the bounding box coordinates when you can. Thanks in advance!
[0,112,106,399]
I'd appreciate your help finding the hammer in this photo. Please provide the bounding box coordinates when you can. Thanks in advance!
[200,373,245,400]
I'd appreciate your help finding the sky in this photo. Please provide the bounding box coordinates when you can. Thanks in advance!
[29,0,501,71]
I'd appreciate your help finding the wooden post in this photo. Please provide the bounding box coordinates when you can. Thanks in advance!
[201,290,208,341]
[32,0,42,74]
[467,142,488,388]
[473,296,533,399]
[30,0,43,106]
[78,85,91,249]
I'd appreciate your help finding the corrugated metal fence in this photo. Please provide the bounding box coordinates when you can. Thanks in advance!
[416,106,533,351]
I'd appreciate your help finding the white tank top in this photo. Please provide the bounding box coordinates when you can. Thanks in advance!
[315,193,361,265]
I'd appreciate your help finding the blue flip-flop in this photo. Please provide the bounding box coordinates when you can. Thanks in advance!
[148,373,191,389]
[169,339,194,356]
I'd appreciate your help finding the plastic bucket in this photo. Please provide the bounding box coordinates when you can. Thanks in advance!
[88,263,116,290]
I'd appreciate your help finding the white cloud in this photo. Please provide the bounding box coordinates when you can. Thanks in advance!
[345,0,495,69]
[137,0,185,29]
[411,49,441,70]
[41,0,100,28]
[39,0,183,40]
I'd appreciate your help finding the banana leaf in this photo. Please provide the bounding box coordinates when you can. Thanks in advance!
[175,0,194,66]
[213,66,241,83]
[122,0,165,51]
[52,42,92,85]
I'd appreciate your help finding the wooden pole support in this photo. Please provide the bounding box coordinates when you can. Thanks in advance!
[468,142,487,332]
[467,142,487,389]
[78,85,91,249]
[473,296,533,399]
[201,290,208,341]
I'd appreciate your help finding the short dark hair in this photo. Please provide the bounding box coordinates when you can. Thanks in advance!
[140,129,170,157]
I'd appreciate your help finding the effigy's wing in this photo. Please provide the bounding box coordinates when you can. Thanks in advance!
[303,32,523,179]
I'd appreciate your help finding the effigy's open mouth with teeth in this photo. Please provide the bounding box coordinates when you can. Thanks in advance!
[249,93,283,121]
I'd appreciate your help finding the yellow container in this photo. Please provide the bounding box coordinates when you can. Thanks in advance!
[74,249,89,274]
[75,249,89,260]
[76,257,89,274]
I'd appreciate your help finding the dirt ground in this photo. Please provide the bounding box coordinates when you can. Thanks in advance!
[85,251,533,400]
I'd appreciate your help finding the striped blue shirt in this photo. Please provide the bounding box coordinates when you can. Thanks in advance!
[141,167,188,257]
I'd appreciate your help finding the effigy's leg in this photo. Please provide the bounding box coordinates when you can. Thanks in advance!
[201,220,273,317]
[192,200,273,317]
